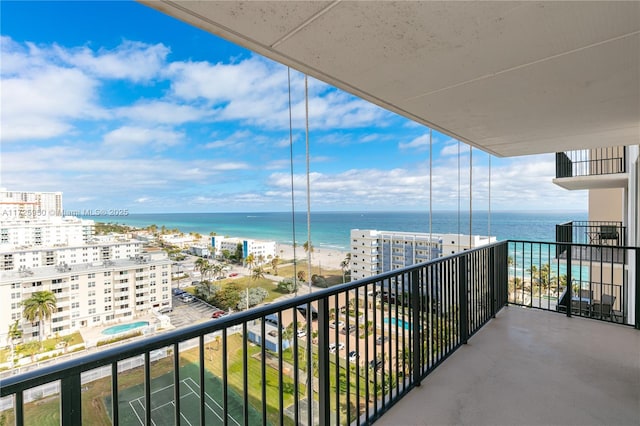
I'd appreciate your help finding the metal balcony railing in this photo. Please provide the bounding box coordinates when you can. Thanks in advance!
[2,240,637,425]
[507,240,637,325]
[0,242,509,426]
[556,221,626,263]
[556,146,626,178]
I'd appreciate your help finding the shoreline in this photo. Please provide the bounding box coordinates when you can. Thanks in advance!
[274,243,347,270]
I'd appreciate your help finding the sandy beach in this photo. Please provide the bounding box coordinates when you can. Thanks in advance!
[275,243,347,270]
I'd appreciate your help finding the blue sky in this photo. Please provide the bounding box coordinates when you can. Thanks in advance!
[0,1,587,213]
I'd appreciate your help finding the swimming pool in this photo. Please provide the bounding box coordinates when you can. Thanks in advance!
[101,321,149,336]
[383,317,413,330]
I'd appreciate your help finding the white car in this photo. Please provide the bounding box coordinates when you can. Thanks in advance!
[329,342,345,353]
[297,329,306,338]
[180,294,194,303]
[348,350,358,362]
[329,320,345,329]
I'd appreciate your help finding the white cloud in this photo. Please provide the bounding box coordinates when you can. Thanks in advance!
[1,66,103,141]
[167,56,389,131]
[399,134,430,151]
[102,126,184,152]
[116,101,212,125]
[54,40,170,82]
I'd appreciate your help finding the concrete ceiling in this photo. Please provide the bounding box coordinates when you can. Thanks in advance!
[139,1,640,158]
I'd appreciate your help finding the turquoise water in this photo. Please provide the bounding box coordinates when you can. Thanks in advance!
[84,211,586,252]
[102,321,149,335]
[383,317,413,330]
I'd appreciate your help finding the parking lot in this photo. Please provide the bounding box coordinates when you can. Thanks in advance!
[165,293,220,329]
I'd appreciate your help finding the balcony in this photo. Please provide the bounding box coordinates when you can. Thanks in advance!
[0,241,636,425]
[377,307,639,426]
[556,221,626,264]
[553,147,628,190]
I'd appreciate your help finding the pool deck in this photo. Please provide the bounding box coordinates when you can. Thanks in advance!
[79,312,162,347]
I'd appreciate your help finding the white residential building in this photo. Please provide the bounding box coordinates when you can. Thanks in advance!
[159,233,194,248]
[0,252,172,346]
[0,189,63,219]
[0,189,173,346]
[212,236,276,262]
[1,239,143,272]
[350,229,496,281]
[0,216,94,250]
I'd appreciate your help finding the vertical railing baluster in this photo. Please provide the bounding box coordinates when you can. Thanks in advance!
[61,372,82,425]
[173,343,180,426]
[261,319,267,426]
[410,266,422,386]
[292,310,299,426]
[242,323,248,426]
[15,391,24,426]
[566,242,572,318]
[112,362,119,426]
[144,352,151,426]
[199,336,205,425]
[459,256,468,344]
[277,311,283,426]
[317,296,330,426]
[222,330,228,426]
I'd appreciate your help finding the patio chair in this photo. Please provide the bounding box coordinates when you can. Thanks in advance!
[591,294,616,320]
[598,225,619,246]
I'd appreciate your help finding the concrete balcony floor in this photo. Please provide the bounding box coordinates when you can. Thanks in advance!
[378,306,639,426]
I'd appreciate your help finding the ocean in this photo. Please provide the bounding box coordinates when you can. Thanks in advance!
[86,211,587,252]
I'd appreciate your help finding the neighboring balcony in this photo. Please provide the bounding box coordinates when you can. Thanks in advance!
[553,146,628,190]
[556,220,626,264]
[1,241,637,426]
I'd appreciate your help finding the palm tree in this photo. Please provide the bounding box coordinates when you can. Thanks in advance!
[340,253,351,283]
[251,266,266,281]
[303,241,314,256]
[245,253,255,270]
[271,256,280,275]
[7,320,22,367]
[22,290,57,346]
[194,258,211,280]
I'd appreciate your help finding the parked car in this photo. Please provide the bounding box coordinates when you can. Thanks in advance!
[329,320,345,329]
[297,329,306,338]
[229,272,239,277]
[172,288,185,296]
[369,357,383,371]
[348,350,359,362]
[211,310,226,319]
[376,335,389,345]
[330,342,345,353]
[180,294,194,303]
[340,324,357,335]
[158,306,173,314]
[296,304,318,320]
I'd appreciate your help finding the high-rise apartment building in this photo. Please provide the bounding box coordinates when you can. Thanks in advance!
[350,229,496,281]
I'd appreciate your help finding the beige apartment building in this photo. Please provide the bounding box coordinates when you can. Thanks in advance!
[0,252,172,346]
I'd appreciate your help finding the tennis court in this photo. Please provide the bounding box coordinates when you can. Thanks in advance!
[106,363,262,425]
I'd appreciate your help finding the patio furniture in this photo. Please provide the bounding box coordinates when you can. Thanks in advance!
[591,294,616,320]
[597,225,619,245]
